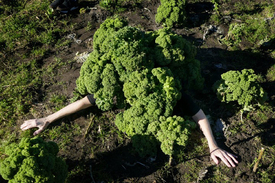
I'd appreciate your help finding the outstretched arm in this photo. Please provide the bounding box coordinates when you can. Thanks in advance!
[21,96,93,135]
[192,109,238,167]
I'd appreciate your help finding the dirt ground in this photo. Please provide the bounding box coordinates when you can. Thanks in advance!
[7,0,275,182]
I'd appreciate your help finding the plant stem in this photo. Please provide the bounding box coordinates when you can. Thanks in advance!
[84,115,95,138]
[169,155,173,166]
[253,147,265,172]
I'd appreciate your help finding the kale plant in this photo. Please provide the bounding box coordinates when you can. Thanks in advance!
[213,69,267,111]
[76,17,202,157]
[155,0,187,28]
[0,137,68,183]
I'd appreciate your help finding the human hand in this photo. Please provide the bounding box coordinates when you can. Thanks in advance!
[210,148,238,167]
[20,118,50,136]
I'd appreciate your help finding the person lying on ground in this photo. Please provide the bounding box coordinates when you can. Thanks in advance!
[21,93,239,168]
[49,0,78,12]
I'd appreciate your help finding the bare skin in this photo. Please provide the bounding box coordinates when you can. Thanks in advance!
[21,96,92,135]
[192,110,238,167]
[21,96,238,167]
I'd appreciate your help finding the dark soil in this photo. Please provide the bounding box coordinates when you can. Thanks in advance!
[8,0,275,183]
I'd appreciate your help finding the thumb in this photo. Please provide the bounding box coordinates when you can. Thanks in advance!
[211,154,220,165]
[33,128,43,136]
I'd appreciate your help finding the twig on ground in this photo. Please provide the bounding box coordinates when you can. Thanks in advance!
[253,147,265,172]
[84,115,95,138]
[144,7,151,12]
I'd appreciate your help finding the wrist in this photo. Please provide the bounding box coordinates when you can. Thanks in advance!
[208,142,219,152]
[45,115,55,124]
[210,147,220,154]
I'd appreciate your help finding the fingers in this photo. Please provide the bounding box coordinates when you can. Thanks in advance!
[33,128,44,136]
[21,118,49,136]
[212,152,231,167]
[20,119,37,131]
[227,152,239,164]
[222,152,236,167]
[211,154,220,165]
[211,149,238,168]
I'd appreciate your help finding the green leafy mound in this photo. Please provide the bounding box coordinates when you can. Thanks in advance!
[155,0,187,28]
[150,116,197,155]
[76,17,203,156]
[99,0,141,13]
[213,69,268,111]
[115,67,182,135]
[0,137,68,183]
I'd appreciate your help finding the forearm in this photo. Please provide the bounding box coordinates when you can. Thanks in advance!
[192,109,218,151]
[192,110,239,167]
[46,96,93,123]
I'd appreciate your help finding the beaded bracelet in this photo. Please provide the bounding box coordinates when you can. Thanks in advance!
[210,148,220,154]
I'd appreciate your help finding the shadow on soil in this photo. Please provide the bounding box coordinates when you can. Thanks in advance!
[67,142,169,182]
[186,2,214,28]
[258,118,275,146]
[229,118,275,148]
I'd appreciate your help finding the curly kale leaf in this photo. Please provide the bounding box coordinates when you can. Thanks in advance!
[123,69,156,105]
[115,92,165,136]
[154,116,196,156]
[111,26,154,81]
[94,63,124,111]
[93,17,128,54]
[152,67,181,116]
[116,67,182,137]
[153,28,204,90]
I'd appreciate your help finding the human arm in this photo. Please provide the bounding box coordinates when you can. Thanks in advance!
[21,96,93,136]
[192,109,238,167]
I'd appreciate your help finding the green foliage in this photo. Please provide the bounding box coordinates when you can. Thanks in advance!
[222,4,275,50]
[266,64,275,82]
[151,116,196,156]
[155,0,187,28]
[211,0,220,15]
[152,28,204,90]
[85,21,94,31]
[76,17,203,157]
[131,135,158,157]
[49,94,67,111]
[221,23,245,50]
[0,0,28,14]
[259,170,274,183]
[79,7,87,14]
[99,0,116,11]
[0,137,68,183]
[99,0,141,13]
[115,67,182,135]
[213,69,268,111]
[0,0,58,50]
[0,60,42,124]
[0,0,71,126]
